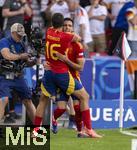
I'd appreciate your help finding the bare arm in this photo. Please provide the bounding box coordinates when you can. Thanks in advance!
[1,48,29,61]
[128,15,137,26]
[79,24,85,42]
[78,24,89,50]
[20,0,32,16]
[108,13,116,21]
[45,0,55,14]
[88,4,107,21]
[23,3,32,17]
[43,61,51,70]
[88,6,94,19]
[66,58,85,71]
[56,52,85,71]
[72,33,82,42]
[91,15,106,21]
[2,8,24,17]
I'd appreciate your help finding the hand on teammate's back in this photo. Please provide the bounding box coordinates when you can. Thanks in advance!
[43,61,51,70]
[56,52,68,62]
[73,33,81,42]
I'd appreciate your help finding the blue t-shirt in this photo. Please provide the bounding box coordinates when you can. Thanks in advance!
[0,36,27,75]
[0,36,25,57]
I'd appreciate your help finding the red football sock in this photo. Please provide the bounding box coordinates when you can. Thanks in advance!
[81,109,92,130]
[74,104,82,132]
[34,116,42,126]
[54,108,66,120]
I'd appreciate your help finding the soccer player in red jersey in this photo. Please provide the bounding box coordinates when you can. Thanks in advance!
[33,13,101,138]
[52,18,102,138]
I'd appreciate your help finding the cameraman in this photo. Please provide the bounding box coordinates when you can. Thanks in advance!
[0,23,36,123]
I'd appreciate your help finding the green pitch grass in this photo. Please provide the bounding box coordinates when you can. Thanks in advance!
[0,128,136,150]
[51,128,136,150]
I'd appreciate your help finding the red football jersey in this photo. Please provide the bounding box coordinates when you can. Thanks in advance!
[45,27,74,73]
[67,42,84,79]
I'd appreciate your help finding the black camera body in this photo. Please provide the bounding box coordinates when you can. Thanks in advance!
[30,27,45,57]
[0,59,26,79]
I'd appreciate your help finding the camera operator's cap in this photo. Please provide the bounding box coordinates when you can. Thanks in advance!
[11,23,26,36]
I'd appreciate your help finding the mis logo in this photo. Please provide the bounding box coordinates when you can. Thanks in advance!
[6,127,47,146]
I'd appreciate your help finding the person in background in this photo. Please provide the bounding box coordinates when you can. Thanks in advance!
[50,0,70,18]
[2,0,32,37]
[44,0,70,30]
[126,0,137,58]
[31,0,47,29]
[24,0,33,43]
[85,0,107,55]
[105,0,134,55]
[67,0,93,58]
[0,0,5,38]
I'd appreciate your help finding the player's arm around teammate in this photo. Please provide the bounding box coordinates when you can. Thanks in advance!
[34,13,102,138]
[54,18,102,137]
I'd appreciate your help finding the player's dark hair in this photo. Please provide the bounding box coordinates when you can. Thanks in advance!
[64,18,74,25]
[52,13,64,28]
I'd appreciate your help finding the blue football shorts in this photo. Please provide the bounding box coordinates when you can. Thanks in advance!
[41,70,83,98]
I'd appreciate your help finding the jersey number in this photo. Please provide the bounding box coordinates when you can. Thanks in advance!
[46,41,61,60]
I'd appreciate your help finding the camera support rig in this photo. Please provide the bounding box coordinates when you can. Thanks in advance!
[30,27,45,94]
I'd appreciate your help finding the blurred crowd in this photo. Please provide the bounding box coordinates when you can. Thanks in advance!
[0,0,137,57]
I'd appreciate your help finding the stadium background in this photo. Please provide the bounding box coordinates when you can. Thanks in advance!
[0,0,137,149]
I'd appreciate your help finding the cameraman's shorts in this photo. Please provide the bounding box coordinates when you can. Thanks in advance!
[41,70,83,98]
[0,76,31,100]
